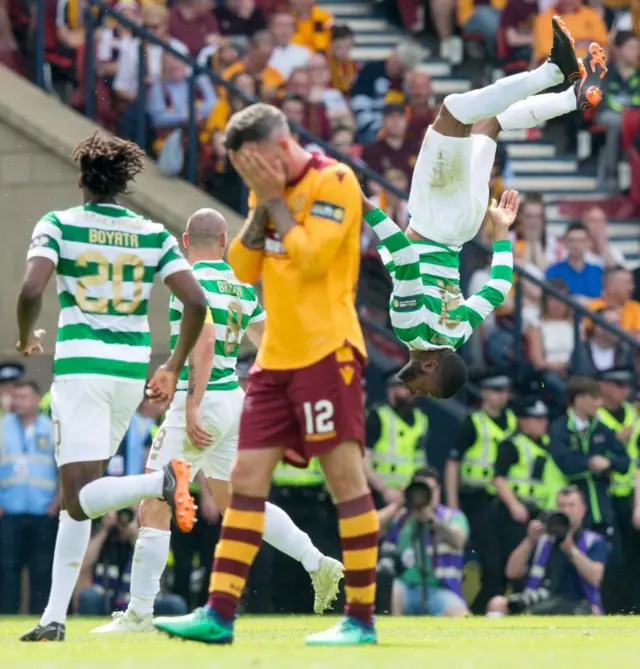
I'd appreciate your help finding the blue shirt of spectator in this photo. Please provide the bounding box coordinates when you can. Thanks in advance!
[0,382,57,515]
[545,223,603,298]
[105,412,154,477]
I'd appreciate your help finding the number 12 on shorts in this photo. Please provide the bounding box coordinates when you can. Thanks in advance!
[302,400,336,440]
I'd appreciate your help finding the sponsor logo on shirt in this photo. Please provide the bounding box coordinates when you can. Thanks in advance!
[310,200,345,224]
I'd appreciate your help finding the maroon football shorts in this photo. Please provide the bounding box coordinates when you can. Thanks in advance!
[238,345,365,467]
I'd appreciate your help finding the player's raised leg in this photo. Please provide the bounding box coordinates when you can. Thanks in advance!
[494,43,607,131]
[436,16,580,135]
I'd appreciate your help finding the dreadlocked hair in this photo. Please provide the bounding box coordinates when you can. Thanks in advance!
[72,133,145,199]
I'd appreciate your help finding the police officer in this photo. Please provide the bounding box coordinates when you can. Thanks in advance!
[597,367,640,612]
[0,362,24,415]
[365,375,429,508]
[493,398,566,577]
[444,371,516,614]
[0,380,58,614]
[548,376,630,536]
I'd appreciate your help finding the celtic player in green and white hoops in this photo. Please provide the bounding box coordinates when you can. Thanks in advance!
[16,135,208,642]
[363,190,519,399]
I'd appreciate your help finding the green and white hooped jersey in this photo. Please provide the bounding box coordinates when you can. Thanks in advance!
[27,203,190,380]
[169,260,265,392]
[365,208,513,351]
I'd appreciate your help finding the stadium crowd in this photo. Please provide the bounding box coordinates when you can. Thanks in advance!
[1,0,640,621]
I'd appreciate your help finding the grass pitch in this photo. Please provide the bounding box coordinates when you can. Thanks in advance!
[2,615,639,669]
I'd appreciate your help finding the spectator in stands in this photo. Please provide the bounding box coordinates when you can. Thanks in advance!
[499,0,538,69]
[0,0,20,74]
[268,7,310,79]
[169,0,218,57]
[459,0,505,60]
[284,66,332,140]
[575,307,635,375]
[282,92,305,127]
[329,123,359,161]
[350,41,423,143]
[96,0,139,83]
[197,35,244,78]
[375,168,410,231]
[222,29,284,101]
[76,511,186,616]
[51,0,86,99]
[290,0,333,52]
[422,0,462,64]
[113,4,189,104]
[580,205,626,268]
[214,0,267,36]
[598,31,640,191]
[405,68,435,144]
[526,278,574,397]
[202,70,257,209]
[610,0,637,40]
[589,266,640,337]
[514,192,559,271]
[147,51,214,151]
[361,103,419,187]
[534,0,608,64]
[0,381,58,614]
[327,25,358,97]
[545,223,604,300]
[307,52,350,121]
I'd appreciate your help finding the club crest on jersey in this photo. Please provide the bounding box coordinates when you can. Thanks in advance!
[310,201,345,224]
[29,234,50,249]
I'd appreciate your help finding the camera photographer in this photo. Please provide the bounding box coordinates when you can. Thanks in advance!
[486,486,608,617]
[75,509,187,618]
[379,467,469,617]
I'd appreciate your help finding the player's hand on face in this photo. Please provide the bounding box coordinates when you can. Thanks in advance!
[16,329,46,357]
[146,365,178,404]
[230,149,285,202]
[185,403,214,449]
[489,189,520,239]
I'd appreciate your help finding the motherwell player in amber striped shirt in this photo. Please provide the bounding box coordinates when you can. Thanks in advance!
[153,104,379,646]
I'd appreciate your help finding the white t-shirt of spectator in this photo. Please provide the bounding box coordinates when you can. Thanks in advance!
[321,87,349,114]
[589,342,615,371]
[97,29,134,65]
[113,37,190,98]
[269,44,311,79]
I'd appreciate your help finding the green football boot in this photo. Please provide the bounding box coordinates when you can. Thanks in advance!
[305,616,377,646]
[153,607,234,645]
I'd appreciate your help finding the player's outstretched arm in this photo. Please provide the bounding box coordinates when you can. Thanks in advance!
[463,191,517,333]
[228,205,267,285]
[17,257,55,355]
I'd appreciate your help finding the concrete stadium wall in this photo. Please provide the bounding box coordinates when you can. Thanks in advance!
[0,66,245,387]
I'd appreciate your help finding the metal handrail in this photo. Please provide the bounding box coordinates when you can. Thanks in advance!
[31,0,640,359]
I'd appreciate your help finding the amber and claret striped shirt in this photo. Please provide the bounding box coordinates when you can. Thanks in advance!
[291,5,334,52]
[228,154,366,371]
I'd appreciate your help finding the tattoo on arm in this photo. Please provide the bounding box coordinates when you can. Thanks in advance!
[240,205,268,250]
[187,357,195,396]
[265,198,296,239]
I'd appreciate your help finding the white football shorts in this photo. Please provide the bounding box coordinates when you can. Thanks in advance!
[51,377,145,467]
[407,126,497,247]
[146,387,244,482]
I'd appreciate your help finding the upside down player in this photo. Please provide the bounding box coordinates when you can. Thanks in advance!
[365,17,607,399]
[154,103,379,646]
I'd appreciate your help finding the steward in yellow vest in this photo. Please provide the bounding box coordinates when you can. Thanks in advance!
[444,370,515,614]
[596,367,640,614]
[364,376,428,507]
[494,398,566,563]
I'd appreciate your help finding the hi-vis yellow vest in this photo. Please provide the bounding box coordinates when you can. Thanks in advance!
[273,458,324,487]
[461,410,516,492]
[371,405,428,489]
[506,433,566,510]
[598,403,639,497]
